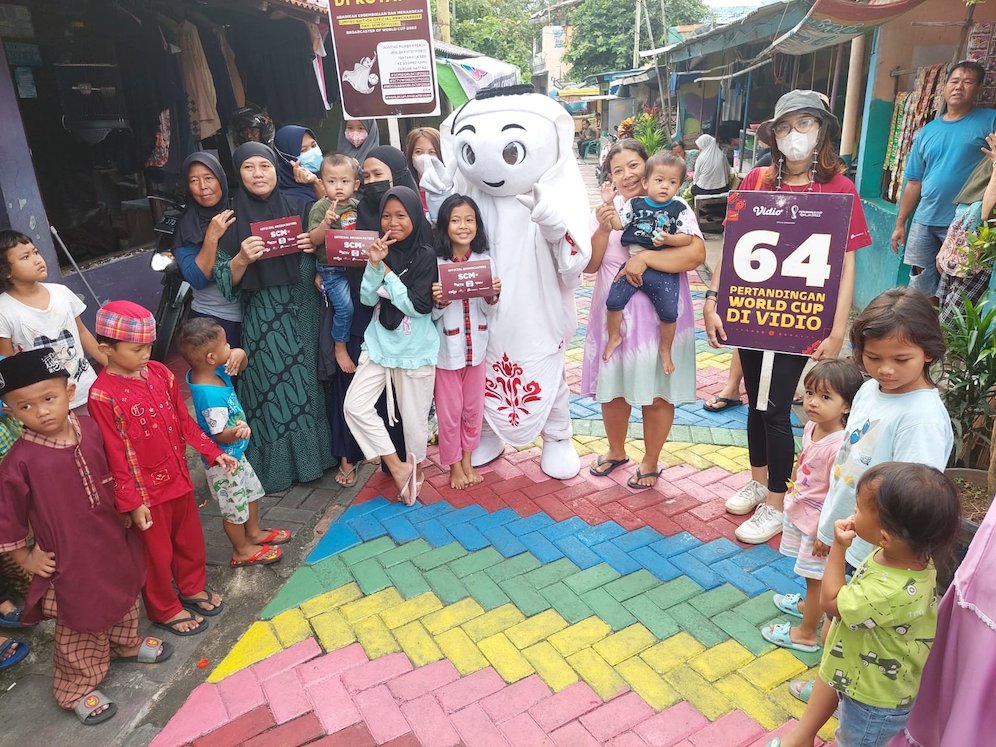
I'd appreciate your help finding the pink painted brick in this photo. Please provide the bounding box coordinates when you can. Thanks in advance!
[388,659,460,701]
[306,677,362,734]
[341,652,414,694]
[149,684,228,747]
[609,733,650,747]
[298,642,369,686]
[634,701,710,747]
[689,711,765,747]
[550,720,600,747]
[251,637,322,682]
[695,466,734,486]
[528,682,603,732]
[450,703,511,747]
[216,666,265,719]
[747,720,800,747]
[400,694,462,747]
[435,667,507,713]
[353,684,412,744]
[480,675,553,723]
[261,668,312,725]
[579,692,654,742]
[498,712,556,746]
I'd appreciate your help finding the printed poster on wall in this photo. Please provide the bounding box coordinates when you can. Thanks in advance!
[716,192,853,355]
[328,0,439,119]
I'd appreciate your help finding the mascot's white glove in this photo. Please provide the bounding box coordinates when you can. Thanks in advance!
[516,185,566,246]
[418,155,456,223]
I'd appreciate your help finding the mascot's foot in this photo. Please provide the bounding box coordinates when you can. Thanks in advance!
[471,428,505,468]
[540,438,581,480]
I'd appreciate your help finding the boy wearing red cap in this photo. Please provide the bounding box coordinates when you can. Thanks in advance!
[88,301,238,636]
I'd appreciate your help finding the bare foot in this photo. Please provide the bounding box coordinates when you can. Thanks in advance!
[659,349,675,375]
[449,463,469,489]
[0,636,20,663]
[335,460,357,486]
[789,625,819,648]
[464,466,483,486]
[603,334,623,362]
[180,589,223,614]
[162,610,204,633]
[118,638,165,659]
[334,343,356,373]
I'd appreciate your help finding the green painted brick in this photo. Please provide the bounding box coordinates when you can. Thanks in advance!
[730,428,749,447]
[260,567,323,619]
[464,571,511,610]
[340,536,396,566]
[733,592,781,626]
[523,558,580,590]
[646,577,703,610]
[688,426,714,445]
[311,556,353,592]
[712,610,777,656]
[622,595,680,640]
[450,548,504,578]
[539,581,593,624]
[378,539,433,568]
[352,557,393,595]
[486,553,542,584]
[668,425,692,442]
[412,543,468,571]
[563,564,621,595]
[789,646,823,668]
[424,566,470,605]
[690,584,749,618]
[573,420,593,436]
[604,570,659,602]
[499,577,552,617]
[385,560,432,598]
[669,602,730,647]
[580,588,637,631]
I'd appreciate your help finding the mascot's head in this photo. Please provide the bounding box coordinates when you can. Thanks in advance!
[446,85,576,197]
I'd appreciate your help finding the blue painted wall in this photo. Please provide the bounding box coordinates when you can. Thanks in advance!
[61,252,163,329]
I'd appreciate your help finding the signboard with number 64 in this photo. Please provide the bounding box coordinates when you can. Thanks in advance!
[717,192,853,355]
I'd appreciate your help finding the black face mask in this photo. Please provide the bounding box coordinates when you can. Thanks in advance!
[359,180,391,203]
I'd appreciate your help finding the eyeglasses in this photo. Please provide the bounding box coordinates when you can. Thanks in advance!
[772,116,820,138]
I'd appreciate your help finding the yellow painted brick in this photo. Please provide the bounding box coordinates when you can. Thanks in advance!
[820,717,839,742]
[567,648,628,700]
[436,627,490,675]
[270,608,312,648]
[479,633,536,682]
[394,621,444,667]
[549,617,612,657]
[715,673,790,730]
[768,680,806,721]
[741,649,808,691]
[663,666,733,721]
[616,656,680,711]
[506,609,568,649]
[592,624,656,665]
[522,641,578,692]
[380,592,443,629]
[688,640,755,682]
[300,583,363,618]
[310,609,356,652]
[208,622,282,682]
[462,604,526,642]
[340,588,404,624]
[352,615,400,658]
[421,598,485,635]
[640,632,705,674]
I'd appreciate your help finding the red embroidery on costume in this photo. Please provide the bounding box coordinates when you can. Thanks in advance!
[485,354,542,426]
[565,231,578,255]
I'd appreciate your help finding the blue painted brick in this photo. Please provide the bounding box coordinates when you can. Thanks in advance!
[753,565,807,596]
[408,502,456,524]
[541,517,589,542]
[471,508,520,532]
[712,558,769,596]
[519,532,565,563]
[371,501,419,521]
[629,546,680,581]
[770,556,800,576]
[577,521,626,547]
[613,526,663,553]
[590,541,641,574]
[689,538,741,566]
[483,525,528,557]
[306,523,361,563]
[346,514,388,541]
[448,521,491,552]
[651,532,700,558]
[725,545,782,572]
[417,518,456,547]
[506,514,555,537]
[554,536,602,569]
[340,498,390,522]
[439,505,488,527]
[671,552,723,590]
[381,515,421,544]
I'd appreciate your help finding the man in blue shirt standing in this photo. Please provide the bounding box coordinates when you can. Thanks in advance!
[891,60,996,297]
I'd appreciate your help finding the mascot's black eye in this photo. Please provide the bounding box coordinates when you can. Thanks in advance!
[503,141,526,165]
[462,143,476,165]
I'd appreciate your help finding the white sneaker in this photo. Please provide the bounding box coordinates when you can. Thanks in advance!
[736,503,784,544]
[725,479,767,515]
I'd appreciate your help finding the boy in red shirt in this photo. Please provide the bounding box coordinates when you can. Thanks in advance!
[88,301,237,636]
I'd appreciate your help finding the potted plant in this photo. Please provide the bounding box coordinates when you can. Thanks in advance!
[618,106,669,154]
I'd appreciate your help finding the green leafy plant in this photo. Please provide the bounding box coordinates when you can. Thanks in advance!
[963,221,996,274]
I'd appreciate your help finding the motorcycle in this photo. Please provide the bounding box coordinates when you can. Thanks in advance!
[149,195,191,362]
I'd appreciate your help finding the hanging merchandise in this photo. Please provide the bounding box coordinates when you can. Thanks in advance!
[883,64,945,202]
[967,23,996,108]
[178,20,221,141]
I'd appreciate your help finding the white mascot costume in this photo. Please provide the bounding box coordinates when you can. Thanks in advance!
[420,86,592,479]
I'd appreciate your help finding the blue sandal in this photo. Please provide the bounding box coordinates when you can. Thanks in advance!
[0,638,29,670]
[761,622,820,653]
[0,603,30,629]
[773,592,805,620]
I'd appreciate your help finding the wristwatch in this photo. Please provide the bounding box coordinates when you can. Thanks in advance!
[704,290,718,300]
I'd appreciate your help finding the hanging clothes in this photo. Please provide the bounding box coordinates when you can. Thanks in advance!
[195,22,237,130]
[216,27,246,109]
[308,22,332,111]
[178,20,221,140]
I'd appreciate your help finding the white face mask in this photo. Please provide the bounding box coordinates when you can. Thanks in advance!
[776,130,819,162]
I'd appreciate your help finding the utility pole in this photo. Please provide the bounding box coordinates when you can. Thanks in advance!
[438,0,451,42]
[633,1,642,69]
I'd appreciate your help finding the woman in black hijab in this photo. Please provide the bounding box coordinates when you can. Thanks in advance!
[355,145,420,230]
[213,142,333,494]
[344,186,438,504]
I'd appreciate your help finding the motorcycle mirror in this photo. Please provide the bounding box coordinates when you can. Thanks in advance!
[150,252,175,272]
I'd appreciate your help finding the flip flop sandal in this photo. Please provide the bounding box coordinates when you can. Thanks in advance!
[336,464,358,487]
[74,690,118,725]
[760,622,820,653]
[0,638,29,670]
[180,587,225,616]
[589,456,630,476]
[117,637,173,664]
[0,604,29,628]
[773,592,805,620]
[788,678,814,703]
[259,528,292,545]
[152,612,209,637]
[703,396,744,412]
[627,468,663,490]
[230,545,283,568]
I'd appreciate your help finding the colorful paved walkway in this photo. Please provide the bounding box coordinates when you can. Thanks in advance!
[151,165,826,747]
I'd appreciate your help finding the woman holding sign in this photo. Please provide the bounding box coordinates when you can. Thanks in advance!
[703,90,870,544]
[214,142,333,494]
